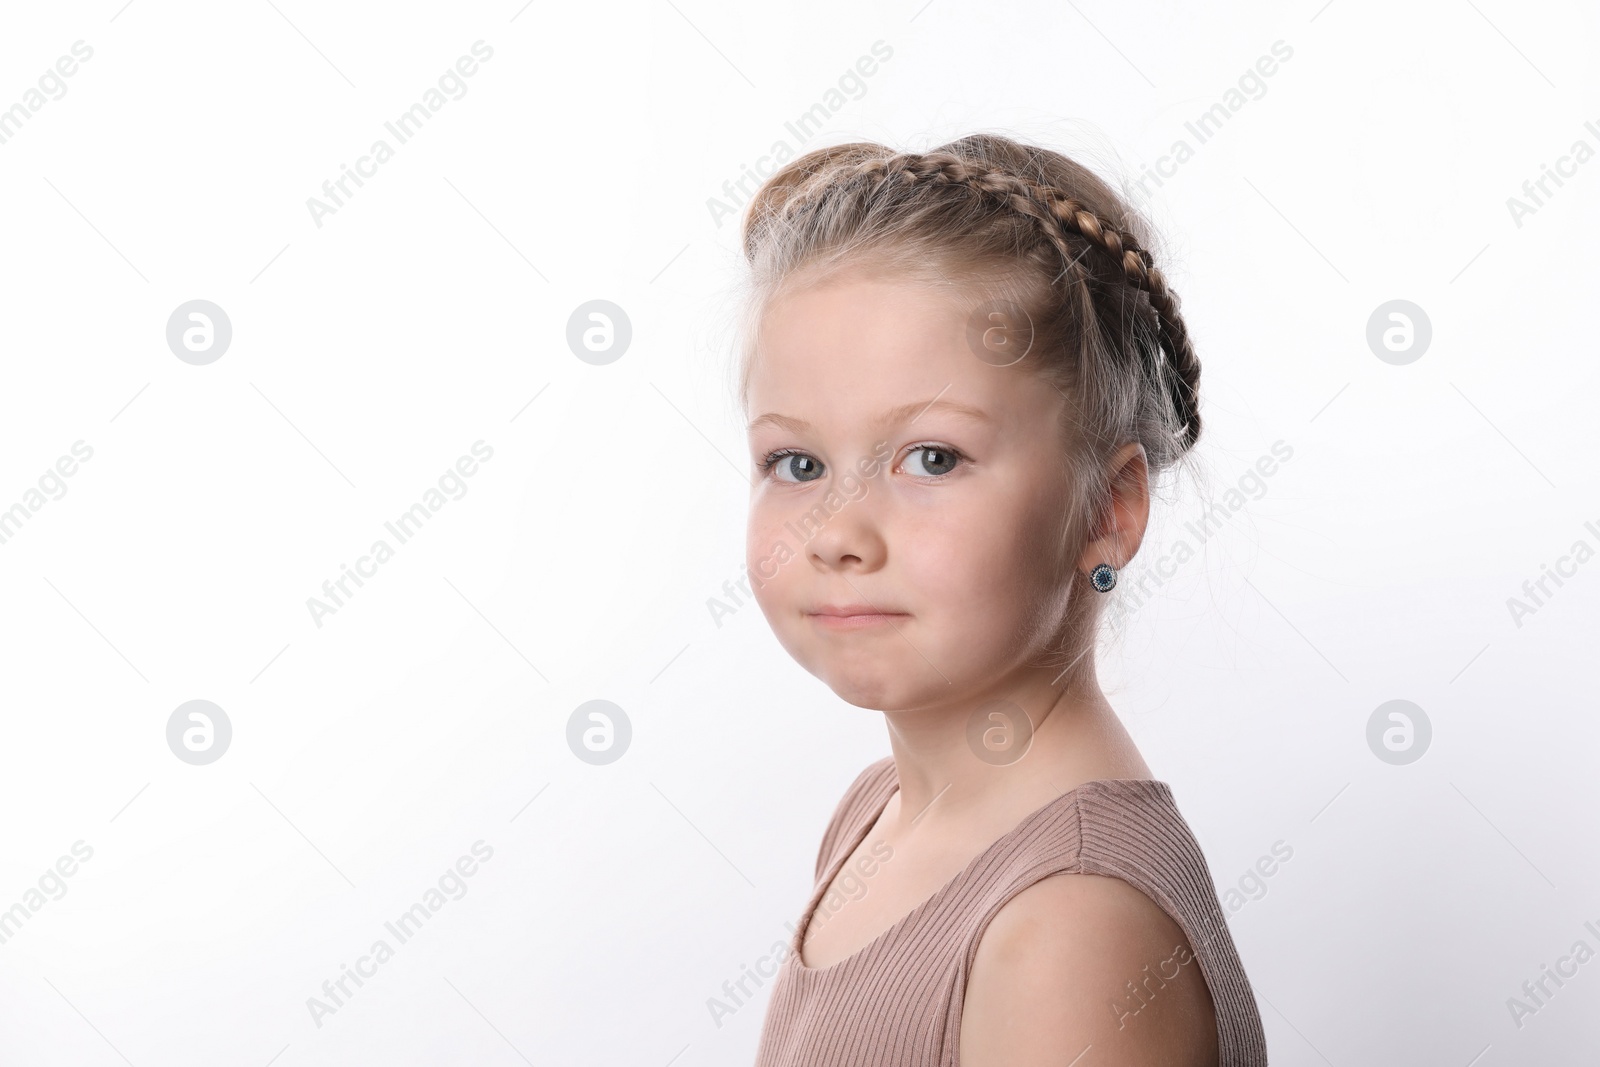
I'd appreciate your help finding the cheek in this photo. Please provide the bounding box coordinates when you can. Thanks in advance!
[746,504,799,605]
[912,498,1038,590]
[904,495,1065,631]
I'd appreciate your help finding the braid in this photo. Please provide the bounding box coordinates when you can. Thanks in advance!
[766,150,1202,452]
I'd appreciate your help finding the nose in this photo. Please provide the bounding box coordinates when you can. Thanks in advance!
[803,489,886,573]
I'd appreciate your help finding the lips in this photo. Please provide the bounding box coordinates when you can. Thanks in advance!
[808,604,904,617]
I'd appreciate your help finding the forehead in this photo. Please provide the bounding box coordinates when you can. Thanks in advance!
[747,273,1005,415]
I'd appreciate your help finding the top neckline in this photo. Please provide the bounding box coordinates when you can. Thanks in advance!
[789,759,1171,975]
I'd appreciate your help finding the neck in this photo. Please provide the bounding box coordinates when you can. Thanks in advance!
[877,658,1145,830]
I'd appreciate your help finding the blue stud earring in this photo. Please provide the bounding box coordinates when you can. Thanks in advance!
[1089,563,1117,592]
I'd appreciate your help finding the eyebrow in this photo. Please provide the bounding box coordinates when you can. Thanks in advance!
[747,398,993,434]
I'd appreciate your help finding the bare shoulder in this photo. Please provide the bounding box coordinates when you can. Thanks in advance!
[960,872,1219,1067]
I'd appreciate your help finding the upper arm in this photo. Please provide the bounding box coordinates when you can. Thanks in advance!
[960,872,1219,1067]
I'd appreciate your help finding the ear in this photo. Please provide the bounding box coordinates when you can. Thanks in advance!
[1076,442,1150,576]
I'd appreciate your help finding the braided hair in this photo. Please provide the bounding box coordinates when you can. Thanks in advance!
[738,135,1201,464]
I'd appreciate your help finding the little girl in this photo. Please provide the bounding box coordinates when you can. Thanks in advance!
[735,134,1268,1066]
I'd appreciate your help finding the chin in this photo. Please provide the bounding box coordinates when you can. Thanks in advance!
[822,680,898,713]
[807,656,915,712]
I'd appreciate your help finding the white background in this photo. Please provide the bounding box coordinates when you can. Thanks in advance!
[1,0,1597,1063]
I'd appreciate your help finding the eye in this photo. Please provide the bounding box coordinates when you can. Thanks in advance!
[760,448,825,483]
[901,444,965,478]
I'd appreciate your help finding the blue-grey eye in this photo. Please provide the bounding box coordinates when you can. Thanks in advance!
[903,445,961,477]
[766,450,825,483]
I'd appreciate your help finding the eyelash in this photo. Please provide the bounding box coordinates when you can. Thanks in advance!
[758,443,969,480]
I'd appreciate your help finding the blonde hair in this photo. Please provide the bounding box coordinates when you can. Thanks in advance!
[733,132,1204,676]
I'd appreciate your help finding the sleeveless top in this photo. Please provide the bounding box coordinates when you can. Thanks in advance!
[752,756,1268,1066]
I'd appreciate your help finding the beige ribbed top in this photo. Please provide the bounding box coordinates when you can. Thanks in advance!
[753,756,1268,1066]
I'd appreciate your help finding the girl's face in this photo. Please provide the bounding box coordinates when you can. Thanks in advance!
[744,269,1083,711]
